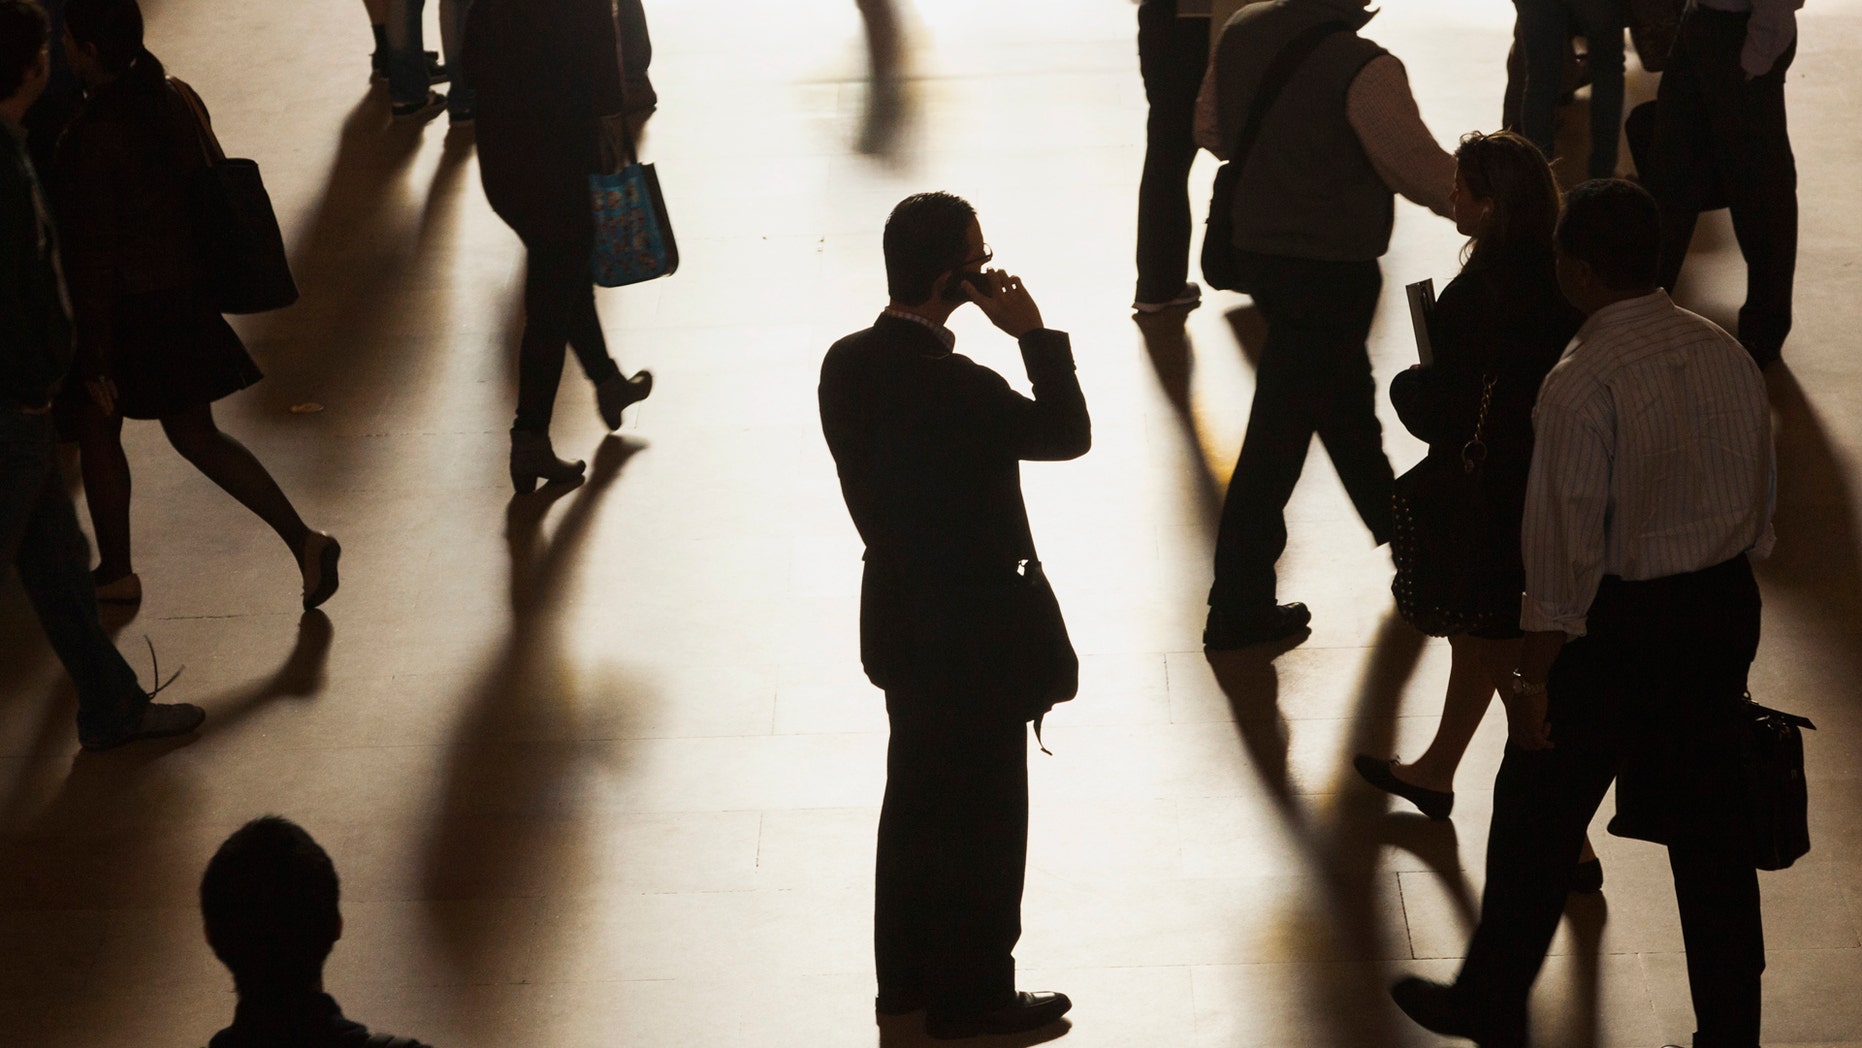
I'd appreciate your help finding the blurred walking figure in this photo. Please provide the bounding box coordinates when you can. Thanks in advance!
[382,0,464,122]
[854,0,904,155]
[55,0,340,611]
[1647,0,1800,369]
[468,0,656,494]
[1354,131,1602,892]
[1132,0,1210,314]
[0,0,202,750]
[361,0,442,88]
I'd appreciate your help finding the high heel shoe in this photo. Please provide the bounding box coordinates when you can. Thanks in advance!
[509,430,586,494]
[1569,857,1604,894]
[596,370,653,431]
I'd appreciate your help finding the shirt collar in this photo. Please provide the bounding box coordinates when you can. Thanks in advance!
[1574,289,1672,343]
[879,307,957,353]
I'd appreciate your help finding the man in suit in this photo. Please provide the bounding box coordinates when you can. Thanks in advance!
[818,191,1088,1041]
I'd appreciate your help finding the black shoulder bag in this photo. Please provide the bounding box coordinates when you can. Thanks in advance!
[1201,20,1349,293]
[168,76,299,314]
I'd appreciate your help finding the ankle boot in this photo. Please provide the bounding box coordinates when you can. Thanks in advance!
[595,370,654,431]
[509,430,586,494]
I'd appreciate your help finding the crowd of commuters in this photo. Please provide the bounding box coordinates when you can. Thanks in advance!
[0,0,1811,1043]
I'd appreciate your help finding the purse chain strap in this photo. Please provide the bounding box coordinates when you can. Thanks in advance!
[1461,374,1497,475]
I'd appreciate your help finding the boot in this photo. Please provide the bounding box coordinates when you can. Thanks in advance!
[510,430,586,494]
[596,370,653,431]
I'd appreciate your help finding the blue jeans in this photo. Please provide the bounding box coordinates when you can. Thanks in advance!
[1513,0,1625,178]
[0,406,148,743]
[387,0,474,113]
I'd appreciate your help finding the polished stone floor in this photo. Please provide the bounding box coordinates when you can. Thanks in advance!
[3,0,1861,1045]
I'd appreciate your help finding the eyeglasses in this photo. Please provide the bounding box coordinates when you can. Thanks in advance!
[959,245,994,269]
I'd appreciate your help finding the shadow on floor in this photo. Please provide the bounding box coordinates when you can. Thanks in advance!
[419,435,647,978]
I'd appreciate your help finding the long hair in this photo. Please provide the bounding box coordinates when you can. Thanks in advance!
[1455,130,1561,271]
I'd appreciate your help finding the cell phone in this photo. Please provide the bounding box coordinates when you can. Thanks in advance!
[942,271,991,302]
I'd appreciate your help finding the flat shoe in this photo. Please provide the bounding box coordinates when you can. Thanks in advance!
[80,702,205,751]
[1353,754,1454,820]
[300,532,341,610]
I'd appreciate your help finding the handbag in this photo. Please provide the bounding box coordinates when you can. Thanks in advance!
[1390,373,1518,637]
[1741,695,1815,870]
[1201,20,1349,293]
[590,130,678,288]
[167,77,298,314]
[1629,0,1686,72]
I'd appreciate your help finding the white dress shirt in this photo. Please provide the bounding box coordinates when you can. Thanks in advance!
[1520,291,1775,637]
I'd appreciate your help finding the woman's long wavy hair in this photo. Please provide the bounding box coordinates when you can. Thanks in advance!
[1456,130,1562,271]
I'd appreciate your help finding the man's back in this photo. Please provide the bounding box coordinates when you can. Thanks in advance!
[207,993,433,1048]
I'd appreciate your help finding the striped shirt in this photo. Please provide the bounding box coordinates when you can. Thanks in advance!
[1520,291,1775,636]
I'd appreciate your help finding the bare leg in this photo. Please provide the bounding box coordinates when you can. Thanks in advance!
[159,404,312,562]
[1393,633,1518,792]
[72,402,134,582]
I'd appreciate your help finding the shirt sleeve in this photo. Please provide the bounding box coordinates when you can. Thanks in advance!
[1346,55,1455,218]
[1741,0,1803,79]
[1519,399,1612,636]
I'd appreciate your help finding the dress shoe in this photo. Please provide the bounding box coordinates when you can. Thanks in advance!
[1390,977,1481,1040]
[596,370,653,431]
[299,532,342,611]
[875,988,926,1016]
[1569,857,1604,894]
[1133,281,1202,314]
[1353,755,1454,820]
[924,991,1072,1040]
[80,701,206,751]
[1203,602,1311,651]
[94,571,143,605]
[510,430,586,494]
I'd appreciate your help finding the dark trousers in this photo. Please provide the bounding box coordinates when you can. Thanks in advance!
[0,408,147,742]
[1454,557,1765,1048]
[1134,1,1210,304]
[1511,0,1625,178]
[510,218,621,436]
[1209,253,1393,611]
[875,691,1029,1018]
[1651,6,1797,360]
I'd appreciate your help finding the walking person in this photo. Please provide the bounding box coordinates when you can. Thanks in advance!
[1647,0,1800,368]
[1132,0,1211,314]
[381,0,461,121]
[467,0,655,494]
[819,192,1087,1040]
[0,0,201,750]
[1511,0,1626,178]
[1391,179,1776,1048]
[55,0,340,611]
[1351,130,1602,892]
[1195,0,1456,649]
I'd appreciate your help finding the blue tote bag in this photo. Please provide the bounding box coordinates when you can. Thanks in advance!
[590,135,678,288]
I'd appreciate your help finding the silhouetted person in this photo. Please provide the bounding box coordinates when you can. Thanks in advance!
[201,816,435,1048]
[819,192,1086,1040]
[1392,180,1774,1048]
[1511,0,1625,178]
[1194,0,1455,649]
[1132,0,1209,313]
[1355,131,1601,888]
[17,0,71,171]
[1647,0,1799,368]
[467,0,654,494]
[0,0,201,749]
[381,0,459,121]
[55,0,340,610]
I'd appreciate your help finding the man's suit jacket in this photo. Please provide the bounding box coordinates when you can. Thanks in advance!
[819,314,1090,706]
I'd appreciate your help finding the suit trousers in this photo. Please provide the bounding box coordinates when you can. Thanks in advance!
[1453,557,1765,1048]
[875,689,1029,1018]
[1135,1,1210,304]
[1651,5,1797,361]
[1209,252,1393,612]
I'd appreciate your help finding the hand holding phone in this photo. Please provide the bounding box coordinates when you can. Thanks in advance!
[965,268,1044,339]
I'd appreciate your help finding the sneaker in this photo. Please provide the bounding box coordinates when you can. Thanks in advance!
[94,571,142,605]
[1202,602,1311,652]
[1133,281,1202,314]
[371,49,446,85]
[300,532,342,611]
[391,90,447,122]
[80,702,206,751]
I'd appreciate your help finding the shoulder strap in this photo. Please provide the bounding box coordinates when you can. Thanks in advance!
[165,75,225,166]
[1228,20,1351,174]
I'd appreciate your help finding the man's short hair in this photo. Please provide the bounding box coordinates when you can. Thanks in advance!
[200,816,342,994]
[1556,178,1662,292]
[64,0,142,75]
[883,191,976,304]
[0,0,48,102]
